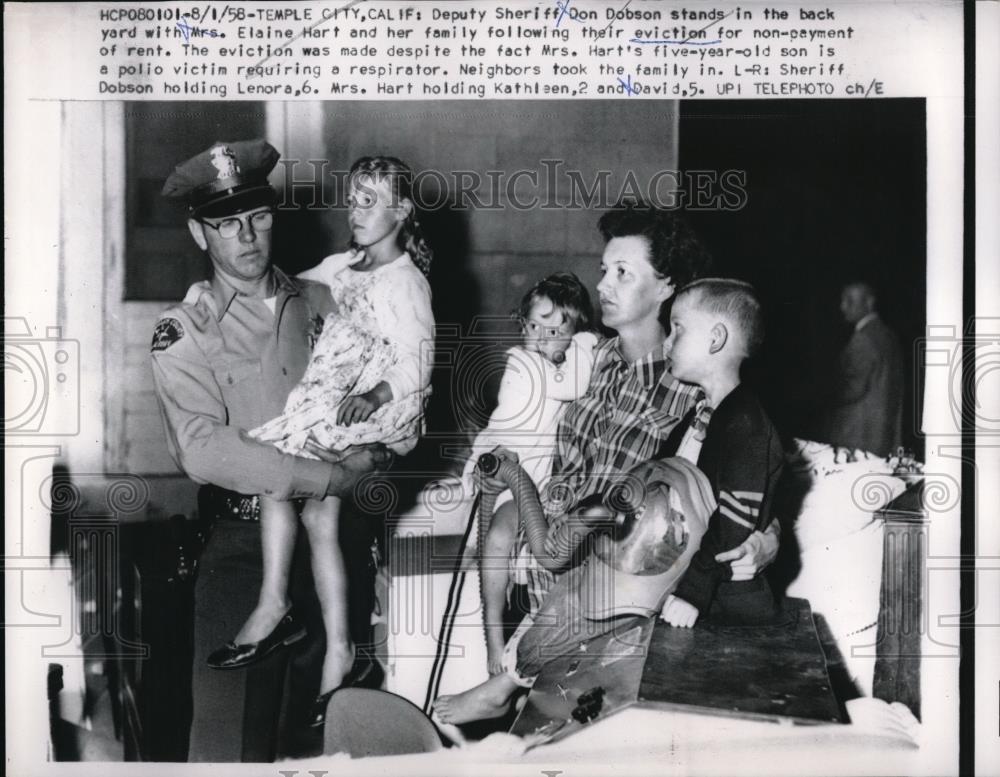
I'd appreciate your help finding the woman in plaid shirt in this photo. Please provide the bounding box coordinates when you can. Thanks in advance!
[434,203,781,725]
[506,203,715,615]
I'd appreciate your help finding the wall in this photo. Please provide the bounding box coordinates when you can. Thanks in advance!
[315,100,679,322]
[678,99,927,451]
[14,96,682,520]
[118,100,680,479]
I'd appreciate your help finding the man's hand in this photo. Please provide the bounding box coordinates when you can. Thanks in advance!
[316,443,393,498]
[305,440,390,464]
[303,435,345,463]
[714,526,780,581]
[660,595,699,628]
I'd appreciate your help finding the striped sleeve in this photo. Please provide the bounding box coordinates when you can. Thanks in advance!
[673,391,783,614]
[718,490,762,530]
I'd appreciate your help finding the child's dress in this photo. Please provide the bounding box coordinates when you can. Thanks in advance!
[462,331,599,521]
[413,332,597,709]
[251,251,434,456]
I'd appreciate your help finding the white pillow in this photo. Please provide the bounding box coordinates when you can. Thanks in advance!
[785,438,892,475]
[785,439,906,550]
[782,440,906,697]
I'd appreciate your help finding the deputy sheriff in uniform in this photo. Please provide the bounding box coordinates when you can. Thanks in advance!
[151,140,387,762]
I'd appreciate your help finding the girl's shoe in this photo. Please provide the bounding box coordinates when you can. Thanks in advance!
[206,609,306,670]
[307,654,384,728]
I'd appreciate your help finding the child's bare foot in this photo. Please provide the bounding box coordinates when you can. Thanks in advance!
[433,674,519,724]
[234,600,291,644]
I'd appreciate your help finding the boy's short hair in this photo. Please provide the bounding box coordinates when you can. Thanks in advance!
[597,200,713,289]
[517,272,595,333]
[678,278,764,357]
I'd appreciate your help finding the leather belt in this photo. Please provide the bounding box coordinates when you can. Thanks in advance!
[200,485,260,523]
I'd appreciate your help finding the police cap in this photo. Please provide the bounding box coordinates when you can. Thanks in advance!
[162,139,280,218]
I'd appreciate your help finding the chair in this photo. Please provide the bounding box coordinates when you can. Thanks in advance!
[322,688,444,757]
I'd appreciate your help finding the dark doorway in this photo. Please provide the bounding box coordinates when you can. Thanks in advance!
[679,99,926,456]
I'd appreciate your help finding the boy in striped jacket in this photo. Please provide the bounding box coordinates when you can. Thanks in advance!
[659,278,785,628]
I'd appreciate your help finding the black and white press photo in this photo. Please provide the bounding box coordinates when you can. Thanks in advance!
[4,1,995,775]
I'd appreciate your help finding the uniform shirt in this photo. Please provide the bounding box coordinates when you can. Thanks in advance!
[510,336,703,613]
[150,267,337,500]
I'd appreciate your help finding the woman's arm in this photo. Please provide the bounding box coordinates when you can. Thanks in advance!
[461,353,536,483]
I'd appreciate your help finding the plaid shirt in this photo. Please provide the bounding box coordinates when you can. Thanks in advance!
[510,336,703,612]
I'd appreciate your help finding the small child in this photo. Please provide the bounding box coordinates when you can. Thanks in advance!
[208,156,434,724]
[465,273,598,674]
[659,278,784,628]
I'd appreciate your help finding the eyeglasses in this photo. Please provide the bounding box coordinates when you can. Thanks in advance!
[199,210,274,239]
[520,318,572,339]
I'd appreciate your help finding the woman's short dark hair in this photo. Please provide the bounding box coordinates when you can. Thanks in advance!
[516,272,594,333]
[597,200,712,289]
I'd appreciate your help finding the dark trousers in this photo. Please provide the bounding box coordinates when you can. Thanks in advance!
[188,497,377,762]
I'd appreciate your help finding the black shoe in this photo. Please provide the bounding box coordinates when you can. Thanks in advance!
[306,654,384,729]
[207,609,307,670]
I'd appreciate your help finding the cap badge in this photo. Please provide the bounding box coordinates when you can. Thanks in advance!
[209,145,240,180]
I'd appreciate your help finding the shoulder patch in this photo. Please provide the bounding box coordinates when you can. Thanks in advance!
[151,318,185,352]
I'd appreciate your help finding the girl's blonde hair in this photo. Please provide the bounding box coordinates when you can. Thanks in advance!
[349,155,433,276]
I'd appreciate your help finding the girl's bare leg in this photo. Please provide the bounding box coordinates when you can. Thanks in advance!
[301,495,355,695]
[481,501,518,675]
[234,496,298,644]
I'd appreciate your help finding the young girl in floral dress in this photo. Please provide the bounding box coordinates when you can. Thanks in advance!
[208,156,434,726]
